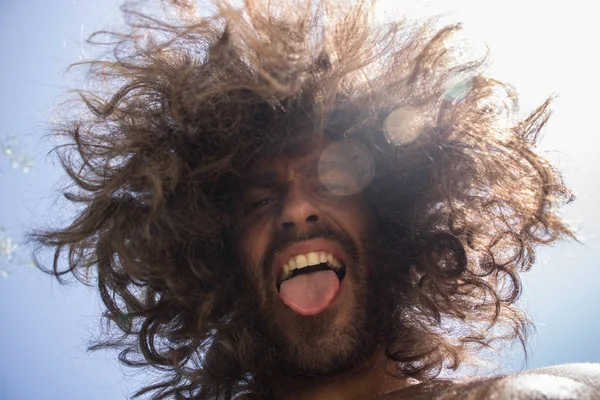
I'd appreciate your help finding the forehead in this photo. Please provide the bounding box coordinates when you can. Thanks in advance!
[240,138,375,189]
[255,143,325,175]
[248,138,356,178]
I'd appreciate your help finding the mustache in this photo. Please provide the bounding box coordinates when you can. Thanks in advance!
[262,224,360,277]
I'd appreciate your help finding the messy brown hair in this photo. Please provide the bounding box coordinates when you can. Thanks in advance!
[33,0,573,398]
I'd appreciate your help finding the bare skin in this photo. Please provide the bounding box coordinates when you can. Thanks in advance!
[380,363,600,399]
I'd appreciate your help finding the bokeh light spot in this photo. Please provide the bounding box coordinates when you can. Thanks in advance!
[384,106,424,145]
[318,140,374,195]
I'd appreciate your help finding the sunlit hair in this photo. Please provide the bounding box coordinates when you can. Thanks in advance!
[33,0,573,398]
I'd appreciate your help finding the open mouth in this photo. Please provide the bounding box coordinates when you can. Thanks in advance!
[276,251,346,291]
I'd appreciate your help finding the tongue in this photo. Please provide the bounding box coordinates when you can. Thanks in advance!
[279,270,340,316]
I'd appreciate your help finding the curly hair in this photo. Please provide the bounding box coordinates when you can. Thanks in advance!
[33,0,573,398]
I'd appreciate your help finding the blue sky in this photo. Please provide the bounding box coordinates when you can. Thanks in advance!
[1,0,599,399]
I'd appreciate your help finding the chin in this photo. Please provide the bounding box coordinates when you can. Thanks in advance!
[269,284,376,376]
[283,324,374,376]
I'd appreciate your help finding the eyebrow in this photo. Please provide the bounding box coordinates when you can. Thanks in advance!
[295,158,319,177]
[297,157,352,175]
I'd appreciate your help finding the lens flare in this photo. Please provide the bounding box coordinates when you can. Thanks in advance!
[318,140,374,195]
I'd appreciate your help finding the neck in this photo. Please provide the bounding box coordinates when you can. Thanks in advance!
[274,351,416,400]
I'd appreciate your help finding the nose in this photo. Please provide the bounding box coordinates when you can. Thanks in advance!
[276,185,321,231]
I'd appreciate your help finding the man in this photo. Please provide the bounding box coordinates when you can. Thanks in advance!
[35,0,600,398]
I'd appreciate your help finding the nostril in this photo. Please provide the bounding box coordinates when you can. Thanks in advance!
[282,221,295,230]
[306,214,318,223]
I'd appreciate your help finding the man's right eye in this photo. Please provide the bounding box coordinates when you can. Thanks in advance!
[245,197,276,213]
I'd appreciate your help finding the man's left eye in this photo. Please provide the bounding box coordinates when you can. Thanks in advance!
[316,184,349,196]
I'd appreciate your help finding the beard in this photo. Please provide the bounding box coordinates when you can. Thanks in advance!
[233,225,393,379]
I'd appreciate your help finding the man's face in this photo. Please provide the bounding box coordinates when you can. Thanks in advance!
[234,139,381,375]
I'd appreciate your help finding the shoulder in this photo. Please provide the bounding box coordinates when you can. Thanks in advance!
[380,363,600,400]
[487,363,600,399]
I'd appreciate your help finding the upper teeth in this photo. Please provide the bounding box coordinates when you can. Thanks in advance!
[280,251,342,281]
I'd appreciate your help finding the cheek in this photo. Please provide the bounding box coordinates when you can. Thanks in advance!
[238,218,273,273]
[331,197,374,237]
